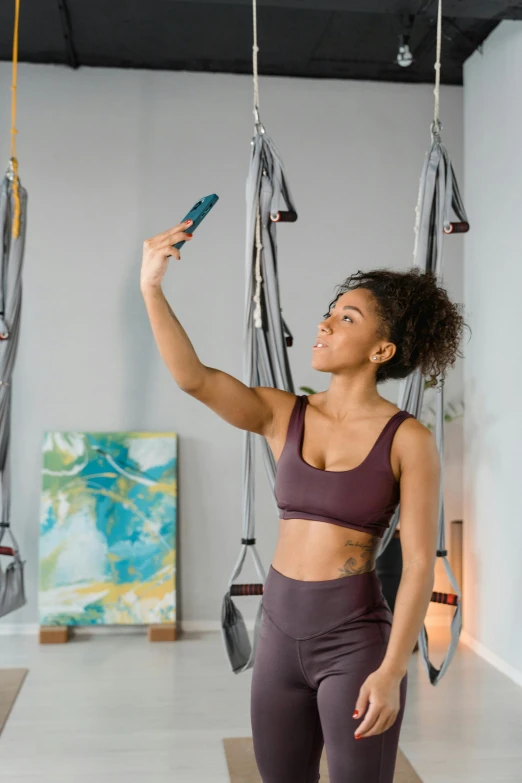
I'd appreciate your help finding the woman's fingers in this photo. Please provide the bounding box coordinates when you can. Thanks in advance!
[140,222,194,289]
[152,221,193,246]
[155,230,193,250]
[354,703,380,738]
[164,233,193,257]
[169,231,193,246]
[356,708,397,738]
[144,232,192,255]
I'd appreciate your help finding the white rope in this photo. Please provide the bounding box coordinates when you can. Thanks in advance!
[252,0,260,126]
[415,0,443,258]
[253,204,264,328]
[412,169,423,265]
[433,0,442,133]
[252,0,264,328]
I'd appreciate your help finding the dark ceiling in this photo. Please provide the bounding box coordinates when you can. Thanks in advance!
[1,1,522,85]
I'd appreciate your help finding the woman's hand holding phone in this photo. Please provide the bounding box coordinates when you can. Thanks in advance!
[140,220,193,293]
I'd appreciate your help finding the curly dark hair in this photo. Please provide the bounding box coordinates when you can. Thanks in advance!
[324,268,470,386]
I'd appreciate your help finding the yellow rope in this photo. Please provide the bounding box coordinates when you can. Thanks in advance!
[9,0,21,238]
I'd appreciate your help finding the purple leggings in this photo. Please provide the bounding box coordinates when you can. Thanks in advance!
[250,564,408,783]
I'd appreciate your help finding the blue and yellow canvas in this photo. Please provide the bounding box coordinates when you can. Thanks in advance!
[38,432,177,626]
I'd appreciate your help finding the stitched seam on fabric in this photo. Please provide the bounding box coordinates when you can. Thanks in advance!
[297,640,316,690]
[295,600,382,641]
[361,500,399,529]
[263,597,388,641]
[261,605,301,641]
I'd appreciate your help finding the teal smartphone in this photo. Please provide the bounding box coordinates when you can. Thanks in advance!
[173,194,219,250]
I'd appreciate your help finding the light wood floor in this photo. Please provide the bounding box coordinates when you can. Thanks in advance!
[0,625,521,782]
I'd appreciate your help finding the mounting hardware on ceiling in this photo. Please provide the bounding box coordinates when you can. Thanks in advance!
[396,33,413,67]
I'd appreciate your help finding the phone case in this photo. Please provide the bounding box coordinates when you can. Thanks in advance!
[173,194,219,250]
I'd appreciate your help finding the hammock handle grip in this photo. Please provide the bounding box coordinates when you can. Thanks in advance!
[443,221,469,234]
[270,210,298,223]
[230,584,264,596]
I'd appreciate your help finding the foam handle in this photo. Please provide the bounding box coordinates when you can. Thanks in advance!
[230,584,264,596]
[443,221,469,234]
[270,210,298,223]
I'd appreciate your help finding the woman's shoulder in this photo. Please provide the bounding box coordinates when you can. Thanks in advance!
[393,413,438,466]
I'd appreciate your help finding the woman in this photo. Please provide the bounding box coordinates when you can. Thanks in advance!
[140,220,467,783]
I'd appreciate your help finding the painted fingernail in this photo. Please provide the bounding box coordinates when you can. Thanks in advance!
[185,220,192,225]
[355,734,361,740]
[185,233,193,237]
[352,710,359,718]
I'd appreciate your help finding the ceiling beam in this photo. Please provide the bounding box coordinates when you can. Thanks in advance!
[178,0,522,20]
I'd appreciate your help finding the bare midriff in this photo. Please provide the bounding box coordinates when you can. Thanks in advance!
[270,518,401,581]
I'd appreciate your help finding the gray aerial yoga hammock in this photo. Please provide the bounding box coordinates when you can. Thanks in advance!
[220,116,298,674]
[377,114,467,686]
[0,1,28,619]
[0,158,28,619]
[221,0,465,684]
[377,0,466,687]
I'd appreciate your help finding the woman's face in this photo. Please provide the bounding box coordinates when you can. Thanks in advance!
[312,288,396,374]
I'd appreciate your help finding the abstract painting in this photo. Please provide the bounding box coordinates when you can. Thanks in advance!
[38,432,177,626]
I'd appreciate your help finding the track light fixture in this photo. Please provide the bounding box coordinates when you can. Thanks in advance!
[396,34,413,67]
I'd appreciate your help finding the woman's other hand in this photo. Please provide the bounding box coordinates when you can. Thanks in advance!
[352,668,403,739]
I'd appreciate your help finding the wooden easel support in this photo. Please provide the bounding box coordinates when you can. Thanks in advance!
[39,624,177,643]
[148,624,176,642]
[39,626,70,644]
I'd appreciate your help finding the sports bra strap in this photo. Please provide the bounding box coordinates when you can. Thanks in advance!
[285,394,306,439]
[378,409,415,442]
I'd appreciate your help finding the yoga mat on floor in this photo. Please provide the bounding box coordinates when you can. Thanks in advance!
[223,736,423,783]
[0,668,28,735]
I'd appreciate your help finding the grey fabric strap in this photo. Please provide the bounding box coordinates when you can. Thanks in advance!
[379,129,466,685]
[221,128,297,673]
[0,167,28,619]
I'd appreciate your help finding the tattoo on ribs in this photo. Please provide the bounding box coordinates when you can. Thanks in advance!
[337,538,376,577]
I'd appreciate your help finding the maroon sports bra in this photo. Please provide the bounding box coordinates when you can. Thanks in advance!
[274,394,416,538]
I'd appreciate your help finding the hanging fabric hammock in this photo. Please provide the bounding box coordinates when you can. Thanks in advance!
[221,0,298,674]
[377,0,466,686]
[0,0,28,619]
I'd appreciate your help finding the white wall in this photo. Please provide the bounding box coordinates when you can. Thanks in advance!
[0,63,464,630]
[463,21,522,683]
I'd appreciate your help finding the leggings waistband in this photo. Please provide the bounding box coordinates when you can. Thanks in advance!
[262,564,390,640]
